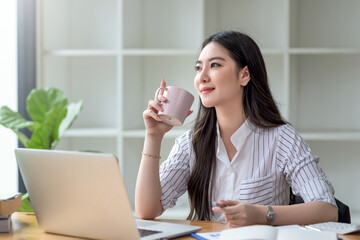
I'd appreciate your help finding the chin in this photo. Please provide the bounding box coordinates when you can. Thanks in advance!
[201,100,215,109]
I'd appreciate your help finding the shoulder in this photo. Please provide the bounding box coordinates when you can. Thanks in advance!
[249,122,298,142]
[169,130,194,158]
[174,130,193,146]
[276,124,307,147]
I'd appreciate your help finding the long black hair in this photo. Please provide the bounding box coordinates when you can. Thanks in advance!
[187,30,286,220]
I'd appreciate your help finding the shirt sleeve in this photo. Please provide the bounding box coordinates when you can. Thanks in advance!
[276,125,337,207]
[159,131,193,210]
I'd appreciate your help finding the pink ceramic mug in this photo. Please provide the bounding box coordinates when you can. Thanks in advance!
[154,86,194,126]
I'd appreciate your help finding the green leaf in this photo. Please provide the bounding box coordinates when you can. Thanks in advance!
[27,125,51,149]
[46,107,67,149]
[14,130,30,148]
[28,122,42,133]
[27,107,67,149]
[26,88,68,123]
[58,100,84,139]
[0,106,34,130]
[17,193,34,212]
[1,87,83,150]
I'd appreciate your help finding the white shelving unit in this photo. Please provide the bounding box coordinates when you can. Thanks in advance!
[36,0,360,222]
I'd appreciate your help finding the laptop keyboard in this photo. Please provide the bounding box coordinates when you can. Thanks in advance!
[138,228,162,237]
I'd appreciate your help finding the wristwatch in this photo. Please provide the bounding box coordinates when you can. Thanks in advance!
[266,205,275,226]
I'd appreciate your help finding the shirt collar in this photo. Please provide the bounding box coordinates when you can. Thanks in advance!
[230,119,253,151]
[216,119,254,153]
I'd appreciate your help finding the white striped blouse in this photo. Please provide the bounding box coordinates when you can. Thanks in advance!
[159,120,336,221]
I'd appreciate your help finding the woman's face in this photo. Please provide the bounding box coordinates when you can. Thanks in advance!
[194,42,246,109]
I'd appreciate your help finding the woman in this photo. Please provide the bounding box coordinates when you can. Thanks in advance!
[135,30,338,227]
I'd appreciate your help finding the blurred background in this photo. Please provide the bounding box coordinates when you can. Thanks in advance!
[1,0,360,223]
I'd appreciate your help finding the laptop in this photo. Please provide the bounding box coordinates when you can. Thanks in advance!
[15,148,201,240]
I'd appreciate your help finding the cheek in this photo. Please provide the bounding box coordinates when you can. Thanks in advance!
[194,75,200,91]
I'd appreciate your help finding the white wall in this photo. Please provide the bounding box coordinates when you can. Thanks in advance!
[0,1,18,193]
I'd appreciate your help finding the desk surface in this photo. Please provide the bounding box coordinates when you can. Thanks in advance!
[1,212,360,240]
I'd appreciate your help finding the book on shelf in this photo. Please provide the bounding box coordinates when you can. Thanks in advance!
[0,193,22,233]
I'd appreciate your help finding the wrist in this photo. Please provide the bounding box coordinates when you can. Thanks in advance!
[145,132,164,141]
[258,205,268,224]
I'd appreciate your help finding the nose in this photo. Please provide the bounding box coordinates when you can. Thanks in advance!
[198,67,210,83]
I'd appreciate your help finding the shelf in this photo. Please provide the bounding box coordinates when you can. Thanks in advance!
[44,47,360,57]
[289,48,360,55]
[42,0,117,49]
[122,49,198,56]
[122,129,188,139]
[205,0,287,49]
[122,129,189,139]
[260,49,286,55]
[290,0,360,48]
[300,132,360,141]
[122,48,286,56]
[64,128,118,137]
[42,56,118,128]
[123,130,360,141]
[44,49,117,56]
[123,0,202,49]
[56,136,117,155]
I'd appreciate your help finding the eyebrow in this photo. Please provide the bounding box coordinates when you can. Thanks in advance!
[196,56,226,65]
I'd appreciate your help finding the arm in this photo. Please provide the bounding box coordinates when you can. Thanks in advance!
[135,80,172,219]
[135,134,164,219]
[213,200,337,227]
[269,201,338,225]
[135,80,193,219]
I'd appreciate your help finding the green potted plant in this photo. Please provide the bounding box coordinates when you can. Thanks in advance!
[0,87,83,211]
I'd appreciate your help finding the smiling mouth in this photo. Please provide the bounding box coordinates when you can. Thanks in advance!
[201,88,215,94]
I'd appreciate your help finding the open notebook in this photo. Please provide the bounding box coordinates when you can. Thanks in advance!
[15,148,201,240]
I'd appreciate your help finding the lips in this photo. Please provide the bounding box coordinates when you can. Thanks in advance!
[200,87,215,94]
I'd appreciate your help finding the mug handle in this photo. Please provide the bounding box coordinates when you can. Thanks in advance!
[154,87,167,104]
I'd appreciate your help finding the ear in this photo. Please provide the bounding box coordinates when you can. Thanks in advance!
[239,66,251,86]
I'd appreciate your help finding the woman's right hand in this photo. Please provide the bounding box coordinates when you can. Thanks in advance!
[143,79,173,137]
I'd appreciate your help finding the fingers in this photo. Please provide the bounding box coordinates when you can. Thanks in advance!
[161,79,166,88]
[213,207,246,227]
[159,79,166,96]
[219,200,238,206]
[212,200,240,213]
[212,200,243,224]
[144,100,163,121]
[145,79,167,122]
[143,109,162,121]
[156,79,167,102]
[213,206,237,216]
[148,100,163,113]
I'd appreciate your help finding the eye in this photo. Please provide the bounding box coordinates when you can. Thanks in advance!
[211,62,221,68]
[195,65,202,71]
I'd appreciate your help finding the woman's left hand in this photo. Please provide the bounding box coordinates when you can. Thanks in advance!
[212,200,266,227]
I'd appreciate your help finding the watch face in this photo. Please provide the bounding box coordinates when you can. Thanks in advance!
[267,206,275,225]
